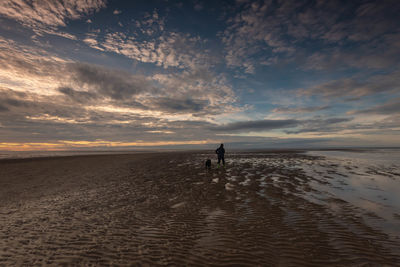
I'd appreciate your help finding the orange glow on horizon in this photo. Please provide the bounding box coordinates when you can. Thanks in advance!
[0,139,218,151]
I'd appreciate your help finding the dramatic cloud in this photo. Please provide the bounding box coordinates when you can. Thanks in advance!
[63,62,238,116]
[0,38,239,145]
[0,86,161,143]
[0,0,399,149]
[67,62,154,100]
[0,35,238,118]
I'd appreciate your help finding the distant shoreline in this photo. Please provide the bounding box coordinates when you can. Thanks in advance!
[1,147,399,160]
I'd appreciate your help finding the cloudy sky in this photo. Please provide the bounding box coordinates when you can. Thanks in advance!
[0,0,399,150]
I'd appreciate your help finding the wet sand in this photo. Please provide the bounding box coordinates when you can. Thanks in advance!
[0,152,399,265]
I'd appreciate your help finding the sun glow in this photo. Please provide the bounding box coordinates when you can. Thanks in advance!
[0,139,217,151]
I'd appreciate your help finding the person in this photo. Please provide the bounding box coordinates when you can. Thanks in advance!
[215,143,225,167]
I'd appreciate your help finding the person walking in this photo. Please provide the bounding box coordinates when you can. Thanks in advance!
[215,143,225,167]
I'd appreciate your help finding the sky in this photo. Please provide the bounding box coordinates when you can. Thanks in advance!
[0,0,399,151]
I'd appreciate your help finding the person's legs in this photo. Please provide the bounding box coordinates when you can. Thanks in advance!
[222,156,225,166]
[217,156,221,165]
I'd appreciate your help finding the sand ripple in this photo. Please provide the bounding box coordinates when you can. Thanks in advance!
[0,152,399,265]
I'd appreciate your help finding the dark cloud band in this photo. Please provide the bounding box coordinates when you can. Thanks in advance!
[211,119,299,132]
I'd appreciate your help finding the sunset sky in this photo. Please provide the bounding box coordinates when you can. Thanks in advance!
[0,0,399,150]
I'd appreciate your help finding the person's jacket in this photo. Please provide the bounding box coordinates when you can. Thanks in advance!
[216,147,225,156]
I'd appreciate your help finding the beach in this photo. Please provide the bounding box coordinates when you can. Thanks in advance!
[0,151,399,265]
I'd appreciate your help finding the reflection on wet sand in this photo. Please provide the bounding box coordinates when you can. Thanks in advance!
[303,150,400,236]
[0,151,399,265]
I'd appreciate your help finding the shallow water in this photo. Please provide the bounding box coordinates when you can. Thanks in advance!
[304,150,400,238]
[197,149,400,240]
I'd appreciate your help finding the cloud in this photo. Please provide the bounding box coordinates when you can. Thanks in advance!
[303,33,400,71]
[211,119,299,132]
[83,10,220,71]
[221,0,304,73]
[322,118,351,124]
[211,117,355,134]
[83,32,105,50]
[0,36,73,97]
[152,69,236,101]
[0,0,106,36]
[58,86,98,104]
[83,37,98,46]
[221,0,400,73]
[148,69,240,116]
[0,33,239,131]
[346,1,400,42]
[0,81,396,147]
[91,30,213,70]
[0,88,30,112]
[0,34,238,118]
[348,98,400,115]
[285,117,353,134]
[65,62,238,116]
[299,70,400,99]
[67,62,155,100]
[272,105,330,114]
[284,115,400,136]
[0,86,228,145]
[150,97,209,113]
[0,86,161,143]
[0,105,8,112]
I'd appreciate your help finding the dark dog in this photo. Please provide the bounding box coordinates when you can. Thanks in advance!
[205,159,211,170]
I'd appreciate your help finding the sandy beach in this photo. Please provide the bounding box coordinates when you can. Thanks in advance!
[0,151,399,265]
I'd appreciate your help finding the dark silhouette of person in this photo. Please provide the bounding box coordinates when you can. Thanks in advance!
[215,143,225,167]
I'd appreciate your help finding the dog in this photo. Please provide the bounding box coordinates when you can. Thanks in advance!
[205,159,211,171]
